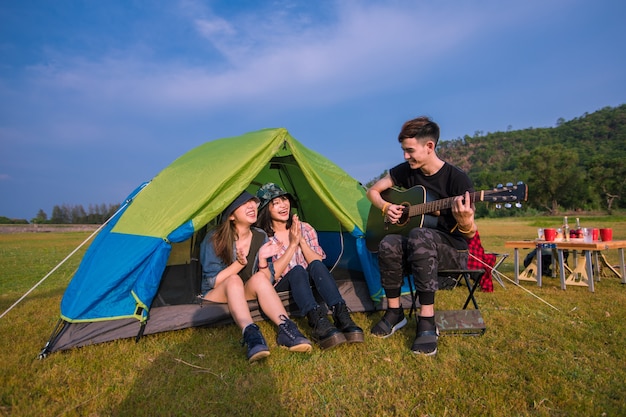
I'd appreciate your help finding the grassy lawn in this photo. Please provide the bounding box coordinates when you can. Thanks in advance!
[1,217,625,416]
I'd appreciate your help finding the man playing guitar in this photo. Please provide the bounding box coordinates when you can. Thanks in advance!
[366,116,476,356]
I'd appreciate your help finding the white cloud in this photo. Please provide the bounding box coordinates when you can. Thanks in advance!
[1,0,623,218]
[7,1,557,123]
[194,18,236,42]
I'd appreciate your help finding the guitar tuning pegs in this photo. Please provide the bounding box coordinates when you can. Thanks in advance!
[515,202,522,208]
[495,203,502,209]
[496,183,503,188]
[506,182,513,187]
[504,203,512,209]
[517,181,524,185]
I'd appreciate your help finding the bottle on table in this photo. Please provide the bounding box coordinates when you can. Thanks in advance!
[563,216,570,241]
[574,217,582,239]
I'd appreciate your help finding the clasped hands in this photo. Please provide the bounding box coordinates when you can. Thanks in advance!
[272,214,306,250]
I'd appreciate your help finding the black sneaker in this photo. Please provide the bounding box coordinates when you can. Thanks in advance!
[241,323,270,363]
[276,315,313,353]
[331,302,364,343]
[370,308,407,338]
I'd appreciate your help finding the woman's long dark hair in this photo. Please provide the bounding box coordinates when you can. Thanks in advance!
[211,219,237,265]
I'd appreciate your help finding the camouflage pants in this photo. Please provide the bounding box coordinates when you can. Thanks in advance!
[378,228,468,294]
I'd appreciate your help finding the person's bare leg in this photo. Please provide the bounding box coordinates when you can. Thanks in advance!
[419,304,434,317]
[387,297,400,309]
[205,274,271,361]
[245,273,288,325]
[204,274,254,329]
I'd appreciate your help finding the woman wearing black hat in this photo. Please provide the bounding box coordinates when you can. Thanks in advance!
[199,190,312,362]
[256,183,364,349]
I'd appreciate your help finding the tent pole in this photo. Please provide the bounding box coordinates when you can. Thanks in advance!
[38,318,67,359]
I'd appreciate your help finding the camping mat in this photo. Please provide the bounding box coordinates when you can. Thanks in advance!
[435,309,486,335]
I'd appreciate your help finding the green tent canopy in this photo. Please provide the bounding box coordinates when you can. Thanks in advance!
[40,128,385,356]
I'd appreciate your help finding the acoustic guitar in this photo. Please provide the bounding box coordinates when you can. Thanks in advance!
[365,182,528,251]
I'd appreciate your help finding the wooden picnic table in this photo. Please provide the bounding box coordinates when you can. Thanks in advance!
[504,240,626,292]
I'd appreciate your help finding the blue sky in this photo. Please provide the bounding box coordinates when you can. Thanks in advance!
[1,0,625,220]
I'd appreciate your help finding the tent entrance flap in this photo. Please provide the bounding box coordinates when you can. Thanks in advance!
[153,230,205,307]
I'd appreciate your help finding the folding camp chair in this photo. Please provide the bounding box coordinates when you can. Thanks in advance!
[436,268,485,309]
[490,253,509,288]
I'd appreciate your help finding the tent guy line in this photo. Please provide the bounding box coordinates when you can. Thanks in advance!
[0,202,130,320]
[468,253,560,312]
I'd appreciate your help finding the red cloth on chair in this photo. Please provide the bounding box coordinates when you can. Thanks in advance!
[466,231,496,292]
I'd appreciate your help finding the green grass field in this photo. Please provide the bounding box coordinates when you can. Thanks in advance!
[1,217,625,416]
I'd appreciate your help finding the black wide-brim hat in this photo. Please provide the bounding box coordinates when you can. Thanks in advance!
[221,191,260,223]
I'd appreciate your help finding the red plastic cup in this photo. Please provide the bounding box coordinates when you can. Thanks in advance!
[544,228,557,241]
[600,228,613,241]
[592,228,599,241]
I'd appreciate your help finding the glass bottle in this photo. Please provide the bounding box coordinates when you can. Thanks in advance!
[563,216,569,241]
[575,217,581,238]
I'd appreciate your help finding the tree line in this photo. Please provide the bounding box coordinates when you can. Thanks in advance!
[0,204,121,225]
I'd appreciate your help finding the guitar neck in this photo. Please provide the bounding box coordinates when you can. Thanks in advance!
[407,191,485,217]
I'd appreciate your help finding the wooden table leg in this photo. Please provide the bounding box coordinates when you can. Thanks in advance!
[565,252,592,288]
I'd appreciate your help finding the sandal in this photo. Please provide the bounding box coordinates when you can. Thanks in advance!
[411,326,439,356]
[371,309,407,338]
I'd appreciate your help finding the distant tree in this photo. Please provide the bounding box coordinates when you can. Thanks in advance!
[519,145,580,214]
[105,204,121,221]
[70,205,87,224]
[0,216,28,224]
[364,170,388,189]
[31,209,48,224]
[50,205,71,224]
[588,156,626,213]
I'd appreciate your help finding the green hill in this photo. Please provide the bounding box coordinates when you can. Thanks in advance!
[434,104,626,214]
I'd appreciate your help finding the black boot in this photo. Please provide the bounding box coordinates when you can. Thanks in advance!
[332,302,364,343]
[306,305,347,349]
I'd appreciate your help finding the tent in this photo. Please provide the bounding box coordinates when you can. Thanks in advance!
[40,128,395,356]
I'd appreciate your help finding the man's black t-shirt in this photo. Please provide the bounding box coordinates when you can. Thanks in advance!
[389,161,474,250]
